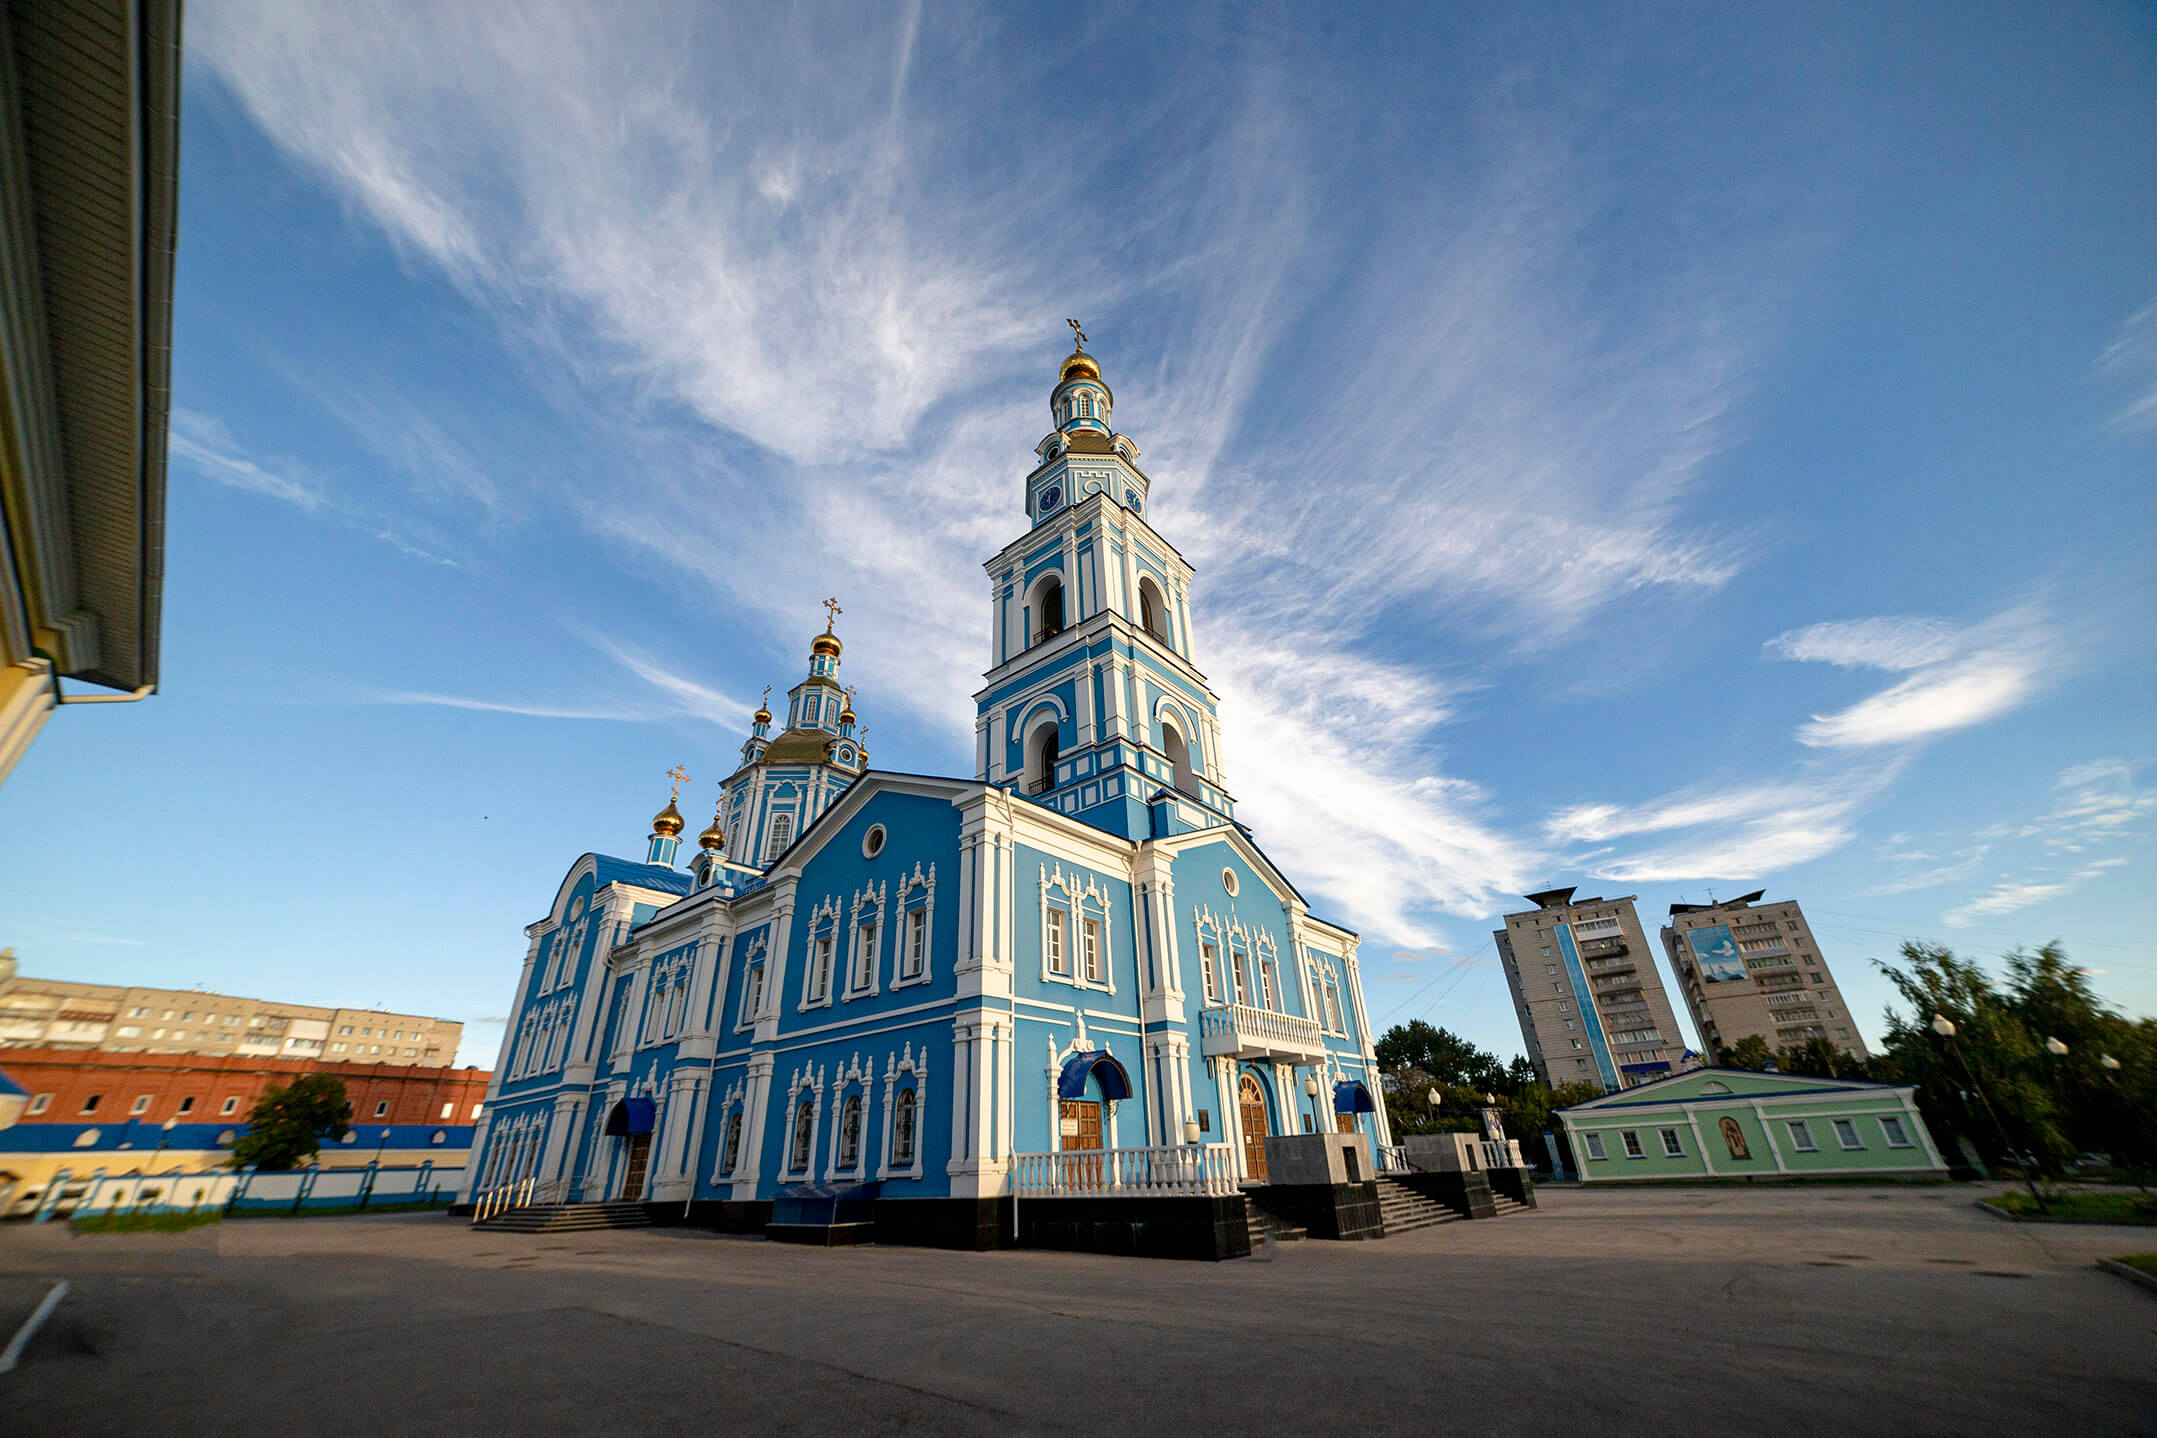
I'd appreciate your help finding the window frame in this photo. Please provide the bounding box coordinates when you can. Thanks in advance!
[1786,1119,1818,1153]
[1620,1129,1645,1159]
[1831,1117,1864,1151]
[1879,1114,1914,1149]
[1583,1131,1608,1162]
[1659,1127,1685,1157]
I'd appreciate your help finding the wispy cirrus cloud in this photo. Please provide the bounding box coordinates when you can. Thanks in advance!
[1943,858,2128,928]
[1770,607,2060,749]
[190,2,1790,950]
[343,632,748,729]
[170,409,325,510]
[2096,297,2157,432]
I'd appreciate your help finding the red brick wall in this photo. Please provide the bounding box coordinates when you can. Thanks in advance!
[0,1047,492,1125]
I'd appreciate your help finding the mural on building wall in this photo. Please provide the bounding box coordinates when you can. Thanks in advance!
[1686,925,1746,983]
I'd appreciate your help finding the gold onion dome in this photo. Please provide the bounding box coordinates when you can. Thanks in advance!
[811,631,842,658]
[698,815,725,851]
[651,799,685,837]
[1060,350,1101,384]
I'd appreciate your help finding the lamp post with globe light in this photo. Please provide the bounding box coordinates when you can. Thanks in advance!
[1932,1013,2046,1210]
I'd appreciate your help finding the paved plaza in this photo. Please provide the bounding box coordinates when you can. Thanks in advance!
[2,1185,2152,1435]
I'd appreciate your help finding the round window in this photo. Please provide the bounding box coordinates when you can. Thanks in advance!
[863,824,887,859]
[1222,868,1239,897]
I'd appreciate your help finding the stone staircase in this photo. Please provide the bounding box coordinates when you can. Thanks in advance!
[1242,1193,1307,1244]
[1373,1175,1464,1235]
[472,1201,653,1234]
[1489,1192,1533,1218]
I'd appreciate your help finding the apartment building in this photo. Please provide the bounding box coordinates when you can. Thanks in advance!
[1496,888,1691,1091]
[1660,892,1869,1061]
[0,969,462,1068]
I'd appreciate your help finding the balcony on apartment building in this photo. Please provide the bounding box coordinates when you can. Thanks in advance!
[1198,1003,1326,1062]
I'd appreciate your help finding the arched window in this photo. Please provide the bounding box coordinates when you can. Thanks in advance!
[721,1109,743,1172]
[1033,577,1065,644]
[1138,577,1168,642]
[790,1100,816,1172]
[1028,721,1060,796]
[1162,722,1197,796]
[839,1093,863,1169]
[893,1088,917,1166]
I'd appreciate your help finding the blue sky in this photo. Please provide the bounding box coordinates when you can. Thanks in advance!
[3,2,2153,1069]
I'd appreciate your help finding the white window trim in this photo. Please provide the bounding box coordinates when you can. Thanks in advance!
[1832,1118,1865,1151]
[1659,1127,1685,1157]
[1620,1129,1645,1158]
[846,879,888,999]
[893,863,937,988]
[783,1062,825,1179]
[1039,862,1116,993]
[799,897,841,1010]
[878,1042,931,1181]
[1786,1120,1818,1153]
[1583,1131,1608,1161]
[1879,1115,1914,1149]
[825,1053,875,1182]
[735,938,769,1033]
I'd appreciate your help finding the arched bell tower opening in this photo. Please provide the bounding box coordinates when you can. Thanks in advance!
[1030,573,1065,647]
[1137,576,1169,645]
[1026,718,1061,796]
[1162,722,1196,797]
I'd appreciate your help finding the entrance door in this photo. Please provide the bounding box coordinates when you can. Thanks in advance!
[1238,1073,1271,1182]
[1059,1099,1103,1189]
[619,1132,653,1201]
[1337,1109,1359,1135]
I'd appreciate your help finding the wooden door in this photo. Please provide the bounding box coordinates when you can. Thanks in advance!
[1059,1099,1103,1190]
[619,1132,652,1201]
[1238,1073,1270,1182]
[1337,1109,1359,1135]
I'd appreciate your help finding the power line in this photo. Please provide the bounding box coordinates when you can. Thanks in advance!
[1804,905,2154,957]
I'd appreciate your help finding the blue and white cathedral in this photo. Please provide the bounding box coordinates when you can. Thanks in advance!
[461,336,1391,1250]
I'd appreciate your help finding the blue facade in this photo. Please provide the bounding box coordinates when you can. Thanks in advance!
[466,343,1389,1219]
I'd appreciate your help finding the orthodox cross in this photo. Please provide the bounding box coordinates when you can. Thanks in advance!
[1067,318,1086,351]
[666,764,691,799]
[822,596,843,633]
[843,684,856,707]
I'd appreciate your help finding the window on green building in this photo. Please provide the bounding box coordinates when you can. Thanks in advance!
[1583,1132,1607,1161]
[1787,1120,1817,1152]
[1879,1115,1913,1149]
[1620,1130,1644,1158]
[1832,1118,1864,1150]
[1659,1128,1684,1157]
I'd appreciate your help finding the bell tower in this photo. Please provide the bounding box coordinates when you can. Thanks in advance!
[973,327,1233,839]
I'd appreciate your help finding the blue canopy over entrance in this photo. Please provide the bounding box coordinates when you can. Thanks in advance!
[1056,1050,1132,1101]
[1333,1080,1377,1114]
[605,1097,656,1135]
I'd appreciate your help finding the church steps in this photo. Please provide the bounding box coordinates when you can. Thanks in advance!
[472,1201,653,1234]
[1372,1175,1465,1234]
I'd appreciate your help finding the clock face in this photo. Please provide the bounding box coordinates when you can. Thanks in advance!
[1040,487,1061,514]
[1126,489,1142,511]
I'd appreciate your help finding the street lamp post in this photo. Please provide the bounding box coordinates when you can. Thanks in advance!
[1302,1074,1321,1134]
[1932,1013,2045,1210]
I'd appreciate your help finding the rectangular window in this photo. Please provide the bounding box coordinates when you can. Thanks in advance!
[1832,1118,1863,1150]
[1324,981,1344,1034]
[221,1096,240,1115]
[374,1101,390,1118]
[854,923,877,990]
[1621,1130,1645,1158]
[1659,1128,1684,1157]
[1879,1115,1913,1148]
[441,1102,454,1119]
[1230,947,1249,1005]
[1583,1132,1608,1161]
[1259,959,1277,1010]
[768,812,794,853]
[27,1094,50,1115]
[1200,942,1221,1003]
[1046,907,1069,976]
[1545,964,1557,974]
[82,1094,102,1114]
[1787,1120,1817,1152]
[741,964,764,1026]
[178,1096,195,1115]
[904,908,927,979]
[810,933,833,1002]
[1082,917,1103,984]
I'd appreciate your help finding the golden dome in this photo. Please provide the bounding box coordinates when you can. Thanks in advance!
[1060,350,1101,384]
[811,631,842,658]
[758,727,836,765]
[698,815,725,851]
[753,704,773,725]
[838,702,856,724]
[651,799,685,837]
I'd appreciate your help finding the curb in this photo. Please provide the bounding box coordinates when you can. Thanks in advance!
[1977,1198,2157,1226]
[2097,1259,2157,1297]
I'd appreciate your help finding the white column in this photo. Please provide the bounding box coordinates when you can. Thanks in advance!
[731,1054,775,1198]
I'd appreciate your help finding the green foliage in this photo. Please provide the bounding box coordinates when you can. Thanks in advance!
[1872,941,2156,1179]
[1985,1190,2157,1224]
[71,1209,223,1235]
[1374,1020,1509,1092]
[1722,1034,1774,1071]
[1776,1036,1853,1078]
[230,1073,350,1171]
[2117,1255,2157,1277]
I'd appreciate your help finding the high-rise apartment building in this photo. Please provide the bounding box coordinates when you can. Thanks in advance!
[0,968,462,1068]
[1496,889,1691,1091]
[1661,892,1869,1062]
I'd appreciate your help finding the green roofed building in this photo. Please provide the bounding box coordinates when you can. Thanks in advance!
[1556,1067,1950,1182]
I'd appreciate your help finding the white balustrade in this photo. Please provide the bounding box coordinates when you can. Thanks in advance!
[1197,1002,1326,1059]
[1376,1144,1412,1173]
[1011,1143,1240,1197]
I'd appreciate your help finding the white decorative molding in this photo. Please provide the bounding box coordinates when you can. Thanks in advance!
[877,1042,930,1181]
[799,895,842,1009]
[1038,862,1116,993]
[824,1051,876,1182]
[781,1062,826,1180]
[846,879,888,999]
[893,861,937,988]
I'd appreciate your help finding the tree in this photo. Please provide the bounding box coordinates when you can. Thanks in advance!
[1498,1081,1602,1168]
[1777,1036,1849,1078]
[230,1074,350,1171]
[1722,1034,1774,1071]
[1374,1021,1498,1089]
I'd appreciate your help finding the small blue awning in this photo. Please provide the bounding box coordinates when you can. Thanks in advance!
[1056,1051,1132,1101]
[604,1098,656,1136]
[1333,1080,1377,1114]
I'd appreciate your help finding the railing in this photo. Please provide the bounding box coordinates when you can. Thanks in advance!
[1011,1144,1240,1197]
[1376,1144,1413,1174]
[1198,1002,1326,1059]
[472,1176,565,1224]
[1480,1140,1520,1169]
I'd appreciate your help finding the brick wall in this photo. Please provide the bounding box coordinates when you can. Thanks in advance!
[0,1047,492,1126]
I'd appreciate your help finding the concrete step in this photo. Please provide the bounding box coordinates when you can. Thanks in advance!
[1242,1196,1307,1244]
[473,1201,653,1234]
[1373,1175,1465,1236]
